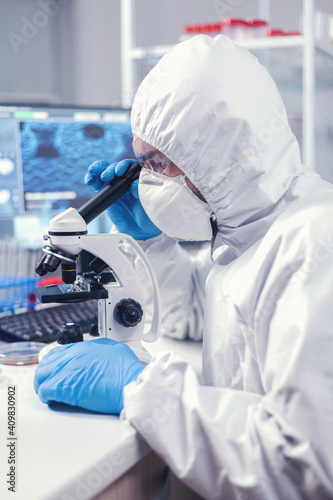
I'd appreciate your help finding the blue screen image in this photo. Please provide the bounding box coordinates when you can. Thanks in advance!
[20,121,134,213]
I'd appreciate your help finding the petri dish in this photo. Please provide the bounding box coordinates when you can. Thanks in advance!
[0,342,46,366]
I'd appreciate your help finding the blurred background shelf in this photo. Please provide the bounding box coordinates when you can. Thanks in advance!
[121,0,333,181]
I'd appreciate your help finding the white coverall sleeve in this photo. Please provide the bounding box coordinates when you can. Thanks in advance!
[122,253,333,500]
[136,233,212,340]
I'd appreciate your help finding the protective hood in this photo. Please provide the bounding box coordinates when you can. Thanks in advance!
[131,35,320,256]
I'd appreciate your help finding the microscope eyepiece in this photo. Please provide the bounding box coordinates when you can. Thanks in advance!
[78,162,141,224]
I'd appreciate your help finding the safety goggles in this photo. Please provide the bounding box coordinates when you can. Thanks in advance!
[132,137,173,175]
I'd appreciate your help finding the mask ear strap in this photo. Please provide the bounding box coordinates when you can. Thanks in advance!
[210,212,218,260]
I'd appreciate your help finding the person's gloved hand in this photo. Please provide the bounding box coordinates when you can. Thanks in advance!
[84,159,161,240]
[34,338,144,414]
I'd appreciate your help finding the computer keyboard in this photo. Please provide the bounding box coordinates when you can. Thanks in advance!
[0,301,98,343]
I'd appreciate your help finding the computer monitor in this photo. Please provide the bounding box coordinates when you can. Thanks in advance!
[0,104,133,240]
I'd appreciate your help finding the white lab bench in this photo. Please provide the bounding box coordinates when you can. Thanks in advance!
[0,336,202,500]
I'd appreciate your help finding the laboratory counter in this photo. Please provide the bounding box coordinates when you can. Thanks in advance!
[0,336,202,500]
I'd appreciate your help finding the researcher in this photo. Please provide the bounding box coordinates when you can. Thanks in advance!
[34,35,333,499]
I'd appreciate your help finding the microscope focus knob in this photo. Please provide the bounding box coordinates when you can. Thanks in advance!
[57,322,84,344]
[89,323,99,337]
[114,299,143,328]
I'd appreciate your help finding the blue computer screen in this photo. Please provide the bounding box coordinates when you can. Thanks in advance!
[0,105,134,240]
[0,105,133,217]
[0,117,19,216]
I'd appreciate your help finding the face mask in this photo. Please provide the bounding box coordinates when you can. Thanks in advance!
[138,169,213,241]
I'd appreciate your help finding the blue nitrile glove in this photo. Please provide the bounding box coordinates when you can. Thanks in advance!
[34,338,144,414]
[84,159,161,240]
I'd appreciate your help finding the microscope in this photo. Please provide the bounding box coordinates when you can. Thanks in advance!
[35,163,161,362]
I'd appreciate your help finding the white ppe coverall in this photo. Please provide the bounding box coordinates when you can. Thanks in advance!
[122,35,333,499]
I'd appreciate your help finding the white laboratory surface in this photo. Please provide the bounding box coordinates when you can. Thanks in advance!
[0,336,202,500]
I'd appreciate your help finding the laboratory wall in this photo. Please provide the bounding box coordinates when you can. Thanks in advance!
[0,0,333,179]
